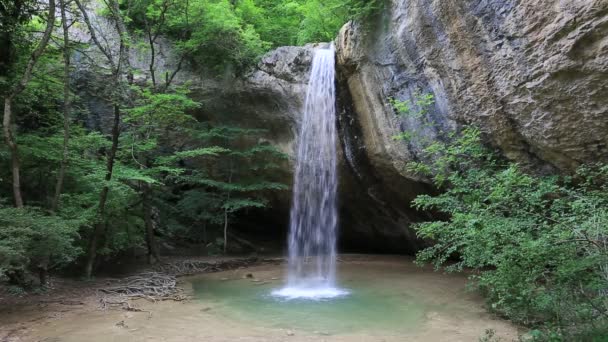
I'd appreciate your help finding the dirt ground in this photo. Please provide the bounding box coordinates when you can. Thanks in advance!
[0,256,255,341]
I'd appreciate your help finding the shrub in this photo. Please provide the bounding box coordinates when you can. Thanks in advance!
[0,206,82,285]
[410,128,608,340]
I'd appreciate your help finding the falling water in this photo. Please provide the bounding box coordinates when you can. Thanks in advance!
[273,44,348,300]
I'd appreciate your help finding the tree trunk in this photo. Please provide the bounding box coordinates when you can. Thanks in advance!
[147,29,157,88]
[84,221,103,279]
[203,222,207,244]
[143,182,160,264]
[84,103,120,279]
[37,253,50,286]
[3,97,23,208]
[52,0,72,211]
[77,0,128,279]
[1,0,56,208]
[223,208,229,254]
[223,166,233,254]
[38,267,48,287]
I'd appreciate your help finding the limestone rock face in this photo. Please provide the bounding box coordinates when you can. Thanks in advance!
[336,0,608,175]
[185,46,317,233]
[331,0,608,251]
[191,45,316,157]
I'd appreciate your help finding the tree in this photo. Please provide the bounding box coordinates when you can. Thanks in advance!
[180,126,288,253]
[51,0,73,212]
[0,0,39,80]
[0,206,81,286]
[2,0,56,208]
[123,0,194,263]
[38,1,73,281]
[173,0,269,74]
[75,0,132,278]
[122,87,203,263]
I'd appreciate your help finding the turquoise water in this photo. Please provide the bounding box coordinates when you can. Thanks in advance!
[191,272,428,334]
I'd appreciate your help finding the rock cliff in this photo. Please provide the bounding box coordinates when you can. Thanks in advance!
[336,0,608,176]
[331,0,608,251]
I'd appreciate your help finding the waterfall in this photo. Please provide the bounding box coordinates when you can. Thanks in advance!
[273,44,348,300]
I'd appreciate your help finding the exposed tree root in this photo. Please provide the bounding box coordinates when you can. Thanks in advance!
[98,257,281,312]
[152,257,260,276]
[98,272,185,311]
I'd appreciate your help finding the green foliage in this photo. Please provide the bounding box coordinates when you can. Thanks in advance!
[164,124,288,250]
[410,128,608,339]
[183,0,269,72]
[155,147,228,165]
[0,0,38,34]
[125,0,268,73]
[222,198,266,212]
[1,115,152,270]
[122,85,204,177]
[0,0,45,90]
[294,0,382,45]
[390,91,436,142]
[124,0,384,73]
[235,0,301,47]
[390,92,435,119]
[125,87,199,128]
[0,206,82,278]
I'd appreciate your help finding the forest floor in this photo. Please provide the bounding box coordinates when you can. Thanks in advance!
[0,255,520,342]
